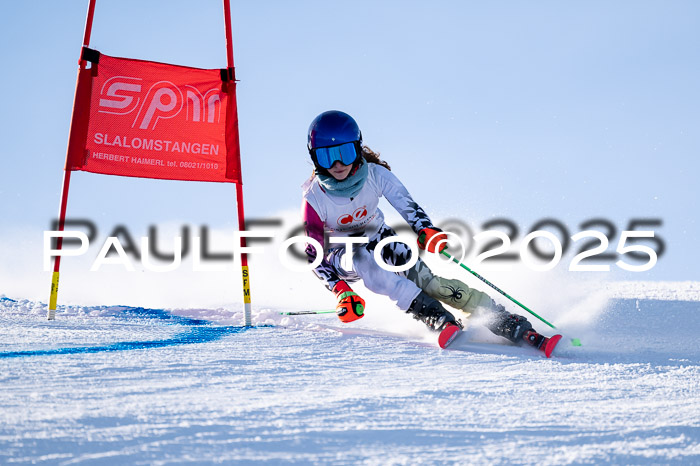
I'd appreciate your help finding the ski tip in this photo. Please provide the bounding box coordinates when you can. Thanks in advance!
[570,337,582,347]
[438,323,462,349]
[544,334,563,358]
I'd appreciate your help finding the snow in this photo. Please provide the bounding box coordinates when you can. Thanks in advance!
[1,287,699,464]
[604,281,700,302]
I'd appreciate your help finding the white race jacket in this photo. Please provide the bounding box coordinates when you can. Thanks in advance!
[302,163,436,292]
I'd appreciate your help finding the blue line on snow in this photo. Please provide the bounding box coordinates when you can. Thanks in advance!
[0,306,259,359]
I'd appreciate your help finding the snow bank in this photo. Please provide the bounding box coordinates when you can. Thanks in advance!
[604,281,700,301]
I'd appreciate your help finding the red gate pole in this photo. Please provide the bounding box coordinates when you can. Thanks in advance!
[47,0,98,320]
[223,0,252,326]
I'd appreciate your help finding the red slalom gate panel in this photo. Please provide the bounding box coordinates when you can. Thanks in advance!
[66,49,241,184]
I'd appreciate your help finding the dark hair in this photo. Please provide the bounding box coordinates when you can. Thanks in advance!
[361,145,391,171]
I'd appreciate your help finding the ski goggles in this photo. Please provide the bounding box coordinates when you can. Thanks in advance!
[312,142,359,169]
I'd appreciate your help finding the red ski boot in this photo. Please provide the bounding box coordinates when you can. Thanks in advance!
[524,330,562,358]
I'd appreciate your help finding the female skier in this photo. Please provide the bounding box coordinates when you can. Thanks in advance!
[302,110,557,352]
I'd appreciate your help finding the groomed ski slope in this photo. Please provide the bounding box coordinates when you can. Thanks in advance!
[1,286,699,465]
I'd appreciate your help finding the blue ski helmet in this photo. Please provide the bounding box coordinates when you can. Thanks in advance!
[307,111,363,172]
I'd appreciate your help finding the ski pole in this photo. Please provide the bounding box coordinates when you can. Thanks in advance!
[280,310,336,316]
[440,249,582,347]
[440,249,557,328]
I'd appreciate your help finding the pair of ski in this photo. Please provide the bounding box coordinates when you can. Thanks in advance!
[281,311,563,358]
[438,323,562,358]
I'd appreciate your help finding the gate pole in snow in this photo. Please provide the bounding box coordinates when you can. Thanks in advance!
[223,0,252,326]
[47,0,97,320]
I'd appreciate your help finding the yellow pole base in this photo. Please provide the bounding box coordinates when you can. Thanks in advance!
[47,271,59,320]
[241,266,251,326]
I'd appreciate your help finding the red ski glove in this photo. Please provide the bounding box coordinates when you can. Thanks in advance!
[417,227,448,253]
[333,281,365,323]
